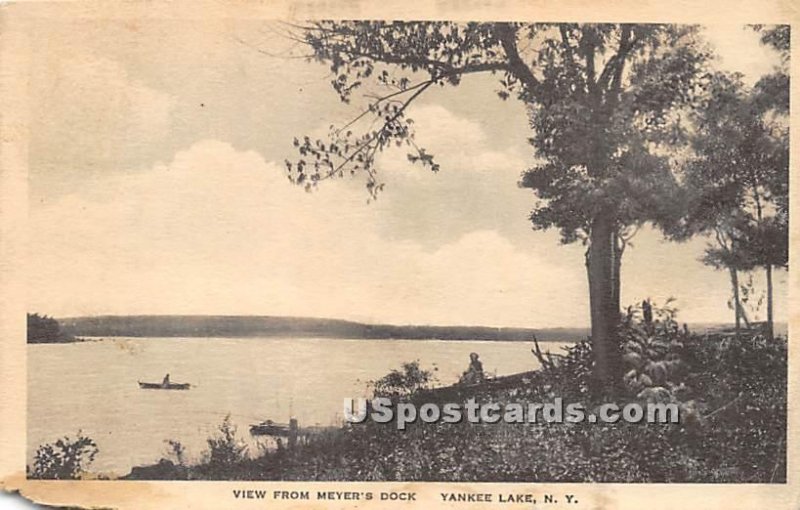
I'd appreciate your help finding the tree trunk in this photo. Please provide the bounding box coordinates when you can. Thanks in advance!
[729,267,741,335]
[612,231,622,317]
[586,212,622,397]
[766,264,774,340]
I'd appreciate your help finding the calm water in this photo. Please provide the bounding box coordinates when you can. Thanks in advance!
[28,337,570,476]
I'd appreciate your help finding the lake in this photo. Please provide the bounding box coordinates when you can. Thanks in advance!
[28,337,571,476]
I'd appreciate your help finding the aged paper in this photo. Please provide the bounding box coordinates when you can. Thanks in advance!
[1,0,798,508]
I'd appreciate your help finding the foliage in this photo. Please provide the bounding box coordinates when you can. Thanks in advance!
[752,25,789,115]
[27,313,73,344]
[678,72,788,250]
[681,330,787,481]
[619,299,687,398]
[164,439,187,467]
[288,22,710,241]
[749,24,790,260]
[672,64,788,332]
[535,337,593,401]
[370,360,436,398]
[287,22,515,195]
[735,274,766,321]
[203,415,248,472]
[29,432,98,480]
[519,25,709,245]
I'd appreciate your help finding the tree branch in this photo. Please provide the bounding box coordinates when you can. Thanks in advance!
[496,23,539,100]
[583,29,597,95]
[346,50,509,77]
[531,334,558,372]
[597,26,638,93]
[335,79,435,136]
[319,80,435,182]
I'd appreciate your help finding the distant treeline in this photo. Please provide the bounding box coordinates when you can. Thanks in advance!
[56,315,587,342]
[27,313,74,343]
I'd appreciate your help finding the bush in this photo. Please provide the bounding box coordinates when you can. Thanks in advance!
[370,360,436,398]
[681,331,787,482]
[203,415,248,473]
[619,299,687,399]
[29,432,98,479]
[164,439,187,466]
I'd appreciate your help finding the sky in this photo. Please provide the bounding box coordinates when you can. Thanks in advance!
[26,19,787,328]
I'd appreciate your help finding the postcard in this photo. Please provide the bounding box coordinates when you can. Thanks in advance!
[0,1,797,508]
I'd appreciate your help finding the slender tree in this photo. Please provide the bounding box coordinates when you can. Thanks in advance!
[287,22,709,394]
[752,24,790,339]
[678,69,788,337]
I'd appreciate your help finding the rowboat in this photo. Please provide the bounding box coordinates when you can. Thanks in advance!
[138,381,191,390]
[250,420,291,436]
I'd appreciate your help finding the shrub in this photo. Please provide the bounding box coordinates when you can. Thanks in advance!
[204,415,248,470]
[619,299,689,402]
[29,432,98,479]
[549,337,593,400]
[370,360,436,398]
[164,439,187,466]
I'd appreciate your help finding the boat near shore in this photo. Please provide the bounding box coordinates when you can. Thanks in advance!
[138,381,191,390]
[250,419,291,436]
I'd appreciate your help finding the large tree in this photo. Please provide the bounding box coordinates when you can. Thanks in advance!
[287,22,709,395]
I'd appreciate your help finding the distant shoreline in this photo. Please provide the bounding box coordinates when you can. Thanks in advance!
[52,315,588,343]
[31,314,785,345]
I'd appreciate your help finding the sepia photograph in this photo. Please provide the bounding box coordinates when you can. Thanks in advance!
[0,1,797,509]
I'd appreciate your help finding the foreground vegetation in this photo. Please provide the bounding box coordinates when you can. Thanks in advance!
[115,305,786,483]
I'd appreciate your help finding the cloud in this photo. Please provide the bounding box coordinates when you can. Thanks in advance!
[29,54,176,191]
[365,103,538,248]
[29,139,586,327]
